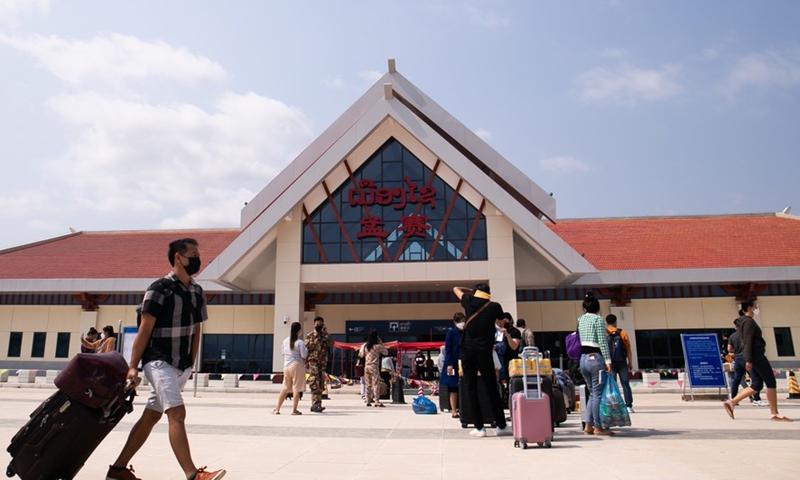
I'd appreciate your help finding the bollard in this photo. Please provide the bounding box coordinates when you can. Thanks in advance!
[788,370,800,399]
[17,370,36,384]
[391,377,406,404]
[0,369,8,382]
[45,370,59,384]
[223,373,239,388]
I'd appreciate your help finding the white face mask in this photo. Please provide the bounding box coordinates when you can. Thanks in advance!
[753,308,760,316]
[456,322,465,330]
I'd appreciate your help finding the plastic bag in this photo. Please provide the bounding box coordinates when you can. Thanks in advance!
[598,374,631,429]
[412,395,438,414]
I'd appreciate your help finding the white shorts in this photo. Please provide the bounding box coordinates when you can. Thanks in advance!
[143,360,191,413]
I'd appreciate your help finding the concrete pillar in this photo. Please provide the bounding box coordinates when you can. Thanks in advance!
[485,211,518,319]
[223,374,239,388]
[0,369,8,382]
[272,207,304,372]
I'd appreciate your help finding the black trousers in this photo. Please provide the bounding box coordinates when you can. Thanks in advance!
[461,347,506,430]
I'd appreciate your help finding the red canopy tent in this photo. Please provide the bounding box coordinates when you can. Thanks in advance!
[333,340,445,378]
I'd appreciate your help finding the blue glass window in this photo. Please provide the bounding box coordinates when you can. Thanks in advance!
[302,138,487,263]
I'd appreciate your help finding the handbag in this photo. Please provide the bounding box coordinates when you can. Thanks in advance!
[565,329,582,361]
[598,374,632,429]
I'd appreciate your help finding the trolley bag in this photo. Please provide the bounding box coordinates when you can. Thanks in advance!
[508,373,555,432]
[512,347,552,449]
[7,388,135,480]
[458,375,495,429]
[439,386,451,412]
[551,381,568,426]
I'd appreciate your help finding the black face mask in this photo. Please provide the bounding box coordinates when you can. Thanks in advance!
[184,257,201,276]
[315,325,323,333]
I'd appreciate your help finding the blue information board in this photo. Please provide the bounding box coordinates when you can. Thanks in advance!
[680,334,727,388]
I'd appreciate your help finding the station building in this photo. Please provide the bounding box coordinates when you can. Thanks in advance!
[1,61,799,375]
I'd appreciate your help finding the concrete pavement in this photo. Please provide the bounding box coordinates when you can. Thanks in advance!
[1,381,798,480]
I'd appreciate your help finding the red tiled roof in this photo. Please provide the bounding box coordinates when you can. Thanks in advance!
[0,230,240,279]
[547,214,800,270]
[1,214,798,280]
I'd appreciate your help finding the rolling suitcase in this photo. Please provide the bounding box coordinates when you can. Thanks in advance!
[6,352,135,480]
[512,347,552,449]
[458,375,496,429]
[551,382,568,426]
[439,387,451,412]
[508,373,555,432]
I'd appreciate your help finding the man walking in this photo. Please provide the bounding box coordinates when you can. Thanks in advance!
[453,284,511,438]
[606,314,634,413]
[106,238,225,480]
[305,316,332,413]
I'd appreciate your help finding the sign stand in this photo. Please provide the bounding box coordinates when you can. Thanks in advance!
[680,334,728,401]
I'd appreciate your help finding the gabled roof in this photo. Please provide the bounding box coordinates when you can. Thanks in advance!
[201,62,596,286]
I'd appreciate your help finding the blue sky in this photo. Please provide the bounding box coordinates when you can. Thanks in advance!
[1,1,798,249]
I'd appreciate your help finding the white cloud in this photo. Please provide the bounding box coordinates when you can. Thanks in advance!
[473,128,492,141]
[0,33,226,86]
[0,90,313,238]
[0,0,50,23]
[359,70,383,83]
[464,6,509,28]
[539,156,590,175]
[576,62,682,106]
[718,47,800,97]
[322,74,344,89]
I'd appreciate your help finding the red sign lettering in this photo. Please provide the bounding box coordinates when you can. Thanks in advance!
[348,177,436,210]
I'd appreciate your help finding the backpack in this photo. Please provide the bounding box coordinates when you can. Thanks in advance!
[607,329,627,363]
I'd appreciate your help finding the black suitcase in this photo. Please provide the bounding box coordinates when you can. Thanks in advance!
[439,387,451,412]
[459,378,496,429]
[509,375,555,432]
[551,383,568,426]
[7,389,134,480]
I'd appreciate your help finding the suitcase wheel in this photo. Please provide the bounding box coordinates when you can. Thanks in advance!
[461,422,468,429]
[6,464,14,478]
[521,442,528,449]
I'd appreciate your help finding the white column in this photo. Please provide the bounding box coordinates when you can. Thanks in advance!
[272,208,304,372]
[485,210,517,319]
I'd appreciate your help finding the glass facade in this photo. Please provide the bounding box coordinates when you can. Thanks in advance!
[202,334,273,374]
[303,138,487,263]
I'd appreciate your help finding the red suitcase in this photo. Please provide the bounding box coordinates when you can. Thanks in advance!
[512,347,553,449]
[6,352,135,480]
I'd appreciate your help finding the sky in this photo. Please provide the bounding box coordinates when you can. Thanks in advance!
[1,1,799,250]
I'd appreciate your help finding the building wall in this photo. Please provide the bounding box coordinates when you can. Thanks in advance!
[1,296,798,369]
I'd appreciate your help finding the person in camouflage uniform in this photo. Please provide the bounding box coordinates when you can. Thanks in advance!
[304,316,332,413]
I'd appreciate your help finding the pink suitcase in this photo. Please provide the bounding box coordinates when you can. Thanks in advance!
[512,347,553,449]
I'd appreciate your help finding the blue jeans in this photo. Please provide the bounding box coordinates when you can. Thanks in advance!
[610,361,633,408]
[580,352,606,428]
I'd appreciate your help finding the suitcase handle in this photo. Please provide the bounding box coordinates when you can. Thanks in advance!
[521,347,542,400]
[30,420,66,456]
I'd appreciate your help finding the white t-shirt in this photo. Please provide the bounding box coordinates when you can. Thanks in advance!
[381,355,394,371]
[283,337,308,367]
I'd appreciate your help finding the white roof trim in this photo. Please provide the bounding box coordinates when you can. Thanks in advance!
[571,266,800,286]
[0,279,232,293]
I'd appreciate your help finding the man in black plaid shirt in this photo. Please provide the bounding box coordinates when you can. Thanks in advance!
[106,238,225,480]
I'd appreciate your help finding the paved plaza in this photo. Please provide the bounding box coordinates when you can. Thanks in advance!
[1,380,798,480]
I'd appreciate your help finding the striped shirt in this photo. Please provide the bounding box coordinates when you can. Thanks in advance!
[139,272,208,370]
[577,313,611,363]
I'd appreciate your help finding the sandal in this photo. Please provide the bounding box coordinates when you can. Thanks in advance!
[272,409,280,415]
[771,414,793,422]
[292,410,302,415]
[593,428,615,436]
[722,400,735,420]
[375,402,385,407]
[451,412,460,419]
[366,403,372,407]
